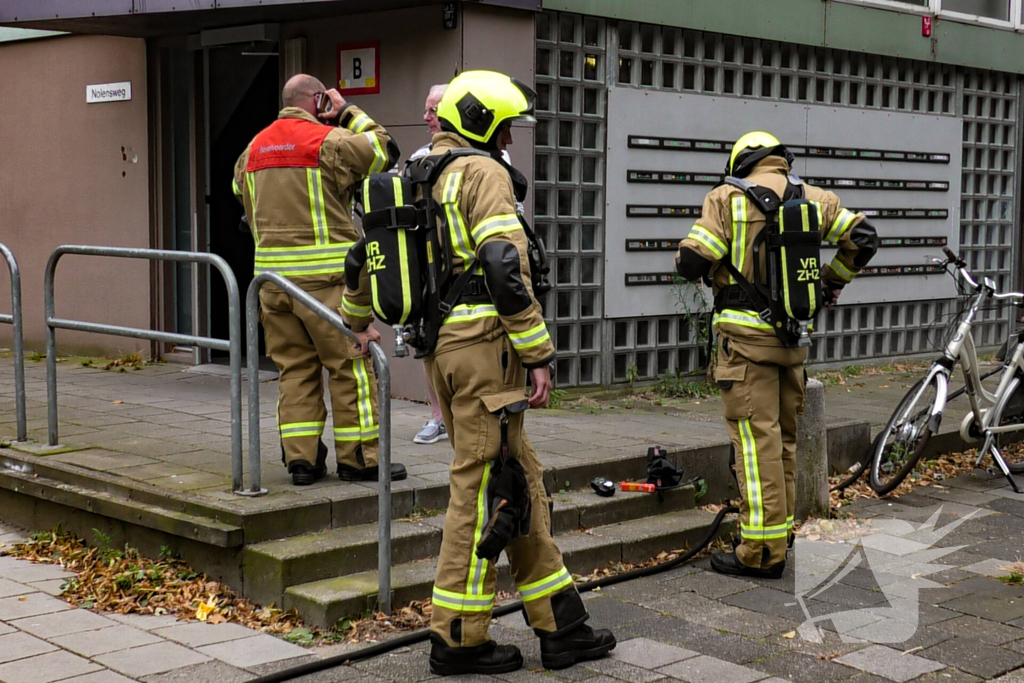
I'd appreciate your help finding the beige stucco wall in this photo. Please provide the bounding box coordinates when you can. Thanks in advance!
[0,34,151,357]
[282,2,536,401]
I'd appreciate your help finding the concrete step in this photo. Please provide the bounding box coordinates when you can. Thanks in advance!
[284,507,733,628]
[243,484,696,607]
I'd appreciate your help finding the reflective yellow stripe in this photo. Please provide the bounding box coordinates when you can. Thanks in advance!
[254,260,348,277]
[826,208,857,244]
[687,224,727,260]
[713,310,773,331]
[432,586,495,613]
[342,298,372,318]
[254,243,353,260]
[245,172,259,240]
[509,322,550,351]
[353,358,376,438]
[739,418,764,536]
[740,524,789,540]
[365,132,388,174]
[442,172,475,265]
[468,464,491,598]
[519,568,574,602]
[787,515,795,529]
[393,176,414,325]
[443,304,499,324]
[730,196,748,285]
[307,169,329,246]
[347,112,373,134]
[829,257,856,283]
[232,178,242,196]
[471,214,520,244]
[279,421,325,439]
[333,426,361,442]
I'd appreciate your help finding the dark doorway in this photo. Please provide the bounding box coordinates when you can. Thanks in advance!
[207,45,279,360]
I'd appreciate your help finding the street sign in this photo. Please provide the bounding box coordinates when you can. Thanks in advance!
[337,40,379,95]
[86,81,132,104]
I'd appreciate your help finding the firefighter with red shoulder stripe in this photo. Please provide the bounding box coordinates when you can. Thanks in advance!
[233,73,407,486]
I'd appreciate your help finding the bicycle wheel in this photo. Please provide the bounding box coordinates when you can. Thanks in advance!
[989,375,1024,473]
[870,374,944,496]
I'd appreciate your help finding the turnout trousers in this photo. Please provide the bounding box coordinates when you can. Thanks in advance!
[260,284,379,469]
[715,334,807,568]
[426,335,588,647]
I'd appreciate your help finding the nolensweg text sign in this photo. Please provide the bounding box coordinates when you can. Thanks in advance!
[86,82,132,104]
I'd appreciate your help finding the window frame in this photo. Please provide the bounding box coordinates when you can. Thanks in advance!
[833,0,1024,31]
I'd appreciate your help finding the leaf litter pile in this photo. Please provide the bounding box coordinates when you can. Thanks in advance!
[830,440,1022,508]
[7,530,433,646]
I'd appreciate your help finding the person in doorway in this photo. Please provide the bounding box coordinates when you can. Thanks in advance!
[233,73,407,486]
[675,131,878,578]
[422,70,615,676]
[407,84,450,445]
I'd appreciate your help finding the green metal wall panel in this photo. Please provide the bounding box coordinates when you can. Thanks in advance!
[543,0,1024,73]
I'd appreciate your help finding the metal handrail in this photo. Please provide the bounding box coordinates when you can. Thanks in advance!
[245,272,393,614]
[0,244,26,442]
[44,246,244,490]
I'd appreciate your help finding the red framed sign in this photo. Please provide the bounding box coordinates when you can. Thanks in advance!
[337,40,380,95]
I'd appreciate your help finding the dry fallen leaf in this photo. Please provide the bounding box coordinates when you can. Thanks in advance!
[783,631,797,639]
[111,400,123,405]
[195,596,218,622]
[17,596,26,602]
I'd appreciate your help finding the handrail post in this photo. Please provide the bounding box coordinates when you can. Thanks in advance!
[243,278,268,496]
[371,341,393,615]
[244,273,391,609]
[44,248,62,446]
[0,244,26,442]
[225,266,243,493]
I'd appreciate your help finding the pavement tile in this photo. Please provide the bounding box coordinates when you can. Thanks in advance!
[609,637,698,669]
[0,593,70,620]
[95,641,212,677]
[351,648,439,682]
[663,571,754,600]
[104,612,184,630]
[0,579,33,599]
[933,615,1024,645]
[584,657,669,682]
[656,654,767,683]
[25,581,67,597]
[51,624,164,656]
[943,594,1024,622]
[579,597,657,627]
[683,631,786,665]
[0,650,102,683]
[0,563,74,584]
[59,673,138,683]
[920,636,1024,679]
[834,644,945,682]
[152,622,258,647]
[0,632,58,664]
[11,608,115,638]
[753,650,860,683]
[720,587,807,622]
[196,634,308,668]
[139,661,255,683]
[961,557,1014,577]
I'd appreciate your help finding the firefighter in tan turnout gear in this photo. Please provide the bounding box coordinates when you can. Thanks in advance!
[233,74,407,486]
[676,132,879,578]
[421,71,615,676]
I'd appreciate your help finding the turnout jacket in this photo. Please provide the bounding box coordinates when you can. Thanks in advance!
[428,133,554,368]
[233,105,397,331]
[676,157,877,347]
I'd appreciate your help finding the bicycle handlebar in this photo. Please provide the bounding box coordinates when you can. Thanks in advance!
[937,249,1024,302]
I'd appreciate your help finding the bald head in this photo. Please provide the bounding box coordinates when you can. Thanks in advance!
[283,74,325,115]
[424,84,448,135]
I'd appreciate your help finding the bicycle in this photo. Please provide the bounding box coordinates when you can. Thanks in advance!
[868,246,1024,496]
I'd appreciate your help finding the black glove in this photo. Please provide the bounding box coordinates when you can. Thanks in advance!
[822,280,843,308]
[475,456,531,561]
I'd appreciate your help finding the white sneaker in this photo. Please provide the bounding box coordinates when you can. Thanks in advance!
[414,419,447,444]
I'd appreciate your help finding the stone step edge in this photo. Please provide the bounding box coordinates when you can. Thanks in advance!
[0,462,242,547]
[241,486,696,606]
[283,508,734,628]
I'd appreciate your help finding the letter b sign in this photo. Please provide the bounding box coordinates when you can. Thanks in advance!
[337,42,379,95]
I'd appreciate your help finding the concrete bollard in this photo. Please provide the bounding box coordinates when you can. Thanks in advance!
[796,378,829,520]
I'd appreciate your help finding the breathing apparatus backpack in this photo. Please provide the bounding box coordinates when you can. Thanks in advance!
[345,149,551,358]
[714,175,823,348]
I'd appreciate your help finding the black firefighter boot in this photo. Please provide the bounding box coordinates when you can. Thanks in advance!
[286,440,328,486]
[428,633,523,676]
[711,546,786,579]
[540,624,617,670]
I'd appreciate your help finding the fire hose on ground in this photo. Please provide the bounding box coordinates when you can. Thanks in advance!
[250,505,740,683]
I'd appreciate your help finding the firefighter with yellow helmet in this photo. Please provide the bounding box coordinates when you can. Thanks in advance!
[422,70,615,676]
[675,131,878,577]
